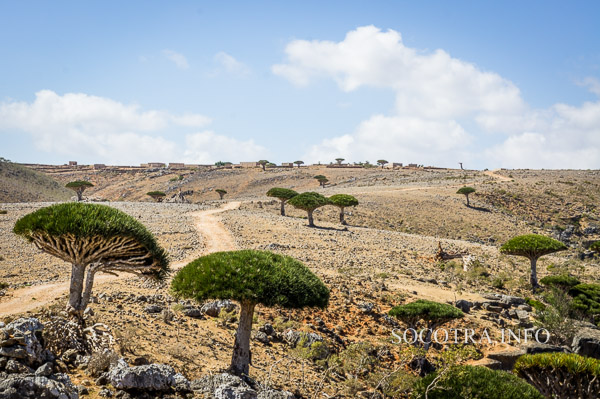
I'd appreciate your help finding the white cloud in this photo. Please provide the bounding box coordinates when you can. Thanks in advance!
[578,77,600,96]
[275,26,600,169]
[214,52,250,76]
[0,90,215,164]
[305,115,472,166]
[183,131,268,163]
[162,49,190,69]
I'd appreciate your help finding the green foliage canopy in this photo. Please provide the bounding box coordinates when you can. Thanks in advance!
[171,250,329,308]
[329,194,359,208]
[146,191,166,197]
[216,189,227,194]
[569,283,600,316]
[540,275,581,289]
[13,202,169,278]
[456,186,475,195]
[266,188,298,201]
[287,192,330,211]
[514,353,600,398]
[500,234,567,259]
[590,241,600,253]
[414,365,543,399]
[66,181,94,189]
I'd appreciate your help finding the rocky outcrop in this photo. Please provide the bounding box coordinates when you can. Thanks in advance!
[572,327,600,359]
[0,373,79,399]
[107,359,190,392]
[191,373,293,399]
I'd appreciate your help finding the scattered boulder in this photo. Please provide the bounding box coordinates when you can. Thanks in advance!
[486,348,526,370]
[143,305,163,314]
[455,299,472,313]
[1,318,47,367]
[201,300,237,317]
[0,373,79,399]
[191,373,292,399]
[107,360,191,393]
[183,307,204,318]
[572,327,600,359]
[283,330,323,348]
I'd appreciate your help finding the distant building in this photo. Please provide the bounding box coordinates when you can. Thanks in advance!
[148,162,166,168]
[407,163,419,168]
[93,163,106,169]
[392,163,403,168]
[68,161,77,166]
[240,162,259,168]
[281,162,294,168]
[169,163,185,169]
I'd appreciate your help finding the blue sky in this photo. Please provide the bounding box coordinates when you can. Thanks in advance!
[1,1,599,168]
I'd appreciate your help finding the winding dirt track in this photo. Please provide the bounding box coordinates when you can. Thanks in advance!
[0,201,240,317]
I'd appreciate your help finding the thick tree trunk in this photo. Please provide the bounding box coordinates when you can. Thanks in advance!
[465,194,470,207]
[229,301,256,377]
[81,267,97,314]
[67,264,86,319]
[530,257,539,289]
[280,200,286,216]
[307,210,315,227]
[339,207,346,225]
[76,188,83,202]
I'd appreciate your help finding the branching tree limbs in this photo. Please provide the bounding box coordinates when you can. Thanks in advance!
[287,192,330,227]
[66,181,94,201]
[14,203,168,319]
[266,188,298,216]
[171,250,329,377]
[500,234,567,289]
[329,194,359,225]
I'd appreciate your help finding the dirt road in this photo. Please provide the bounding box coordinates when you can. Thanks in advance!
[0,201,240,317]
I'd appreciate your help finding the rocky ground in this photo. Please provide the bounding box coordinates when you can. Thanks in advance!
[1,167,600,398]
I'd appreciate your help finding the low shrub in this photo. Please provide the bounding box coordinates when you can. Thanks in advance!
[515,352,600,399]
[87,350,119,377]
[569,283,600,318]
[413,365,543,399]
[540,275,581,289]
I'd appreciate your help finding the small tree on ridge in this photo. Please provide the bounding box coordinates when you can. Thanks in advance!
[66,181,94,202]
[147,191,166,202]
[456,186,476,207]
[377,160,388,168]
[314,175,328,188]
[216,189,227,200]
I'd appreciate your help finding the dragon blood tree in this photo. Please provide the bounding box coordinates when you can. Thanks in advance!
[500,234,567,289]
[171,250,329,376]
[146,191,166,202]
[14,203,169,319]
[287,192,330,227]
[456,186,476,207]
[329,194,359,225]
[66,180,94,201]
[216,189,227,200]
[266,187,298,216]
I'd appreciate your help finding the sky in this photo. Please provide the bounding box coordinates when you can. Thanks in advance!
[1,1,599,169]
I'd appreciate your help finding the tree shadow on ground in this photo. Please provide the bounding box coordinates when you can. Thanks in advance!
[466,204,492,213]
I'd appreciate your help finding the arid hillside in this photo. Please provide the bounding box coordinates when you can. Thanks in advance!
[0,159,71,203]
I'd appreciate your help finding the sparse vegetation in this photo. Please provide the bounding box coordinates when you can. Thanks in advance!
[258,160,269,171]
[500,234,567,289]
[171,250,329,376]
[415,365,544,399]
[287,192,330,227]
[377,159,388,168]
